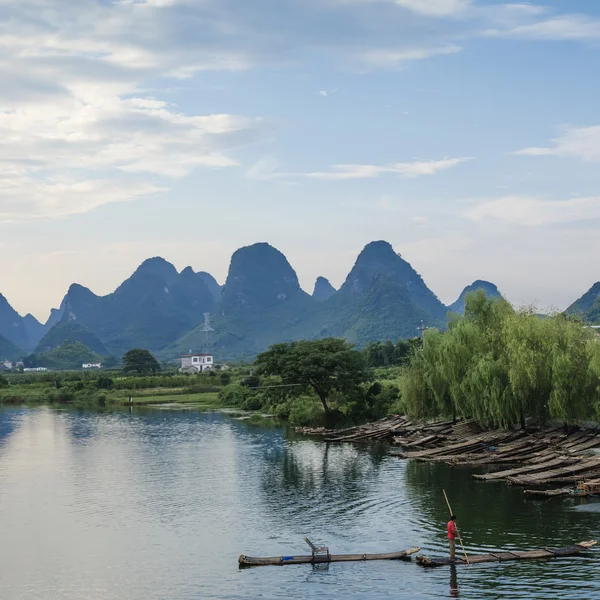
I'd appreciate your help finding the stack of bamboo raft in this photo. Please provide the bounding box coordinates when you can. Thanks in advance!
[397,424,600,496]
[299,417,600,497]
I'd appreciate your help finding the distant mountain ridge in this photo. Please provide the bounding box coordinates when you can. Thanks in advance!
[567,282,600,324]
[312,277,336,302]
[49,257,216,356]
[7,239,594,362]
[0,334,21,361]
[0,293,31,351]
[449,280,503,314]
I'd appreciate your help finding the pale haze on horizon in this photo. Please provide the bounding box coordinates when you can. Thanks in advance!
[1,0,600,322]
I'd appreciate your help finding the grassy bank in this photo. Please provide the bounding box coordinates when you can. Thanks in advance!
[0,371,226,409]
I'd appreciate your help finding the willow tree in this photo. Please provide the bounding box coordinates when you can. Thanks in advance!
[548,317,597,424]
[420,329,455,421]
[503,310,553,427]
[442,292,514,425]
[398,352,436,420]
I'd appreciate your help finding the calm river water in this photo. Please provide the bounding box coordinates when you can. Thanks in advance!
[0,406,599,599]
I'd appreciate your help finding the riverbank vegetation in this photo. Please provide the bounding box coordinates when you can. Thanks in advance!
[401,292,600,427]
[2,291,599,429]
[0,370,222,407]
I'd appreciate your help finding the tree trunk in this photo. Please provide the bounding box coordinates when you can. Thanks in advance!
[317,392,330,415]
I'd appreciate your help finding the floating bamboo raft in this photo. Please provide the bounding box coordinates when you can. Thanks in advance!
[417,541,597,568]
[297,418,600,496]
[239,547,420,568]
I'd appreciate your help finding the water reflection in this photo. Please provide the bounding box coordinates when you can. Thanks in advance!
[0,406,598,600]
[449,565,459,598]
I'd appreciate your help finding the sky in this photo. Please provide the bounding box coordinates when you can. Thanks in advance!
[1,0,600,321]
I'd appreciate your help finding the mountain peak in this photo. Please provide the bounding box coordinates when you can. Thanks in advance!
[449,280,502,314]
[133,257,179,283]
[339,240,446,321]
[312,277,336,301]
[356,240,397,261]
[221,243,303,311]
[180,266,195,277]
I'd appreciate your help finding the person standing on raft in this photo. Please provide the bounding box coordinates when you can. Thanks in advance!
[447,515,458,560]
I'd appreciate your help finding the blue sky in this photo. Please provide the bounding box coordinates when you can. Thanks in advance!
[1,0,600,320]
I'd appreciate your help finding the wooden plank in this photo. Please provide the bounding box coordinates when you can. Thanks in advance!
[239,547,420,567]
[508,457,600,486]
[416,542,596,568]
[473,456,581,482]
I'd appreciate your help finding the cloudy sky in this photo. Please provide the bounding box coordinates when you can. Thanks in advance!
[2,0,600,321]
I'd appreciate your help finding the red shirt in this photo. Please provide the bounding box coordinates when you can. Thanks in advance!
[447,520,457,539]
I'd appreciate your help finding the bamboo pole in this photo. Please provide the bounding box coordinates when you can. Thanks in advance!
[443,489,470,565]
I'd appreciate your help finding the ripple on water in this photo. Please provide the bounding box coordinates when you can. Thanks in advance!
[0,407,599,600]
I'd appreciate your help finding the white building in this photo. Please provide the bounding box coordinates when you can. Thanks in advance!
[180,353,214,373]
[23,367,48,372]
[82,363,102,369]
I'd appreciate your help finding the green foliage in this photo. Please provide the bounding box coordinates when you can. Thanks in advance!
[122,349,161,374]
[400,290,600,427]
[0,374,8,388]
[96,374,114,389]
[255,338,369,415]
[33,341,103,371]
[362,338,418,367]
[35,322,107,355]
[220,373,231,386]
[241,375,260,388]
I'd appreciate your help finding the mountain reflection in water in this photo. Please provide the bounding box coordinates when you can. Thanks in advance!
[0,406,598,600]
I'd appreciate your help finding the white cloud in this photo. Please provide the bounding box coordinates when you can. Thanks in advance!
[464,195,600,226]
[0,176,164,223]
[356,44,461,68]
[516,126,600,163]
[246,157,283,181]
[0,1,273,221]
[307,157,472,180]
[485,15,600,41]
[392,0,471,17]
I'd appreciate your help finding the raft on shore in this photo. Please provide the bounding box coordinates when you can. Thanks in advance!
[417,541,596,568]
[239,547,420,567]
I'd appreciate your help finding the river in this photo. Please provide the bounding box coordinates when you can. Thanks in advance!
[0,405,598,599]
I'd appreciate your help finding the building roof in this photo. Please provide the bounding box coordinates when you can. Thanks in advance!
[180,353,213,357]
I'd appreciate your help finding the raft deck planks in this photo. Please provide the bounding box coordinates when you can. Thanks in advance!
[416,541,596,568]
[239,547,420,567]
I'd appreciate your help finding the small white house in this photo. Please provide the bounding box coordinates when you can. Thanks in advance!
[180,353,214,373]
[23,367,48,372]
[82,363,102,369]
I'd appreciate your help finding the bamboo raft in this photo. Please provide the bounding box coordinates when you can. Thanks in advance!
[417,541,597,568]
[239,544,420,568]
[297,417,600,496]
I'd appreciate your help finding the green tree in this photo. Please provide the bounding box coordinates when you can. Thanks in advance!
[122,349,161,374]
[0,374,8,388]
[255,338,369,416]
[96,374,114,389]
